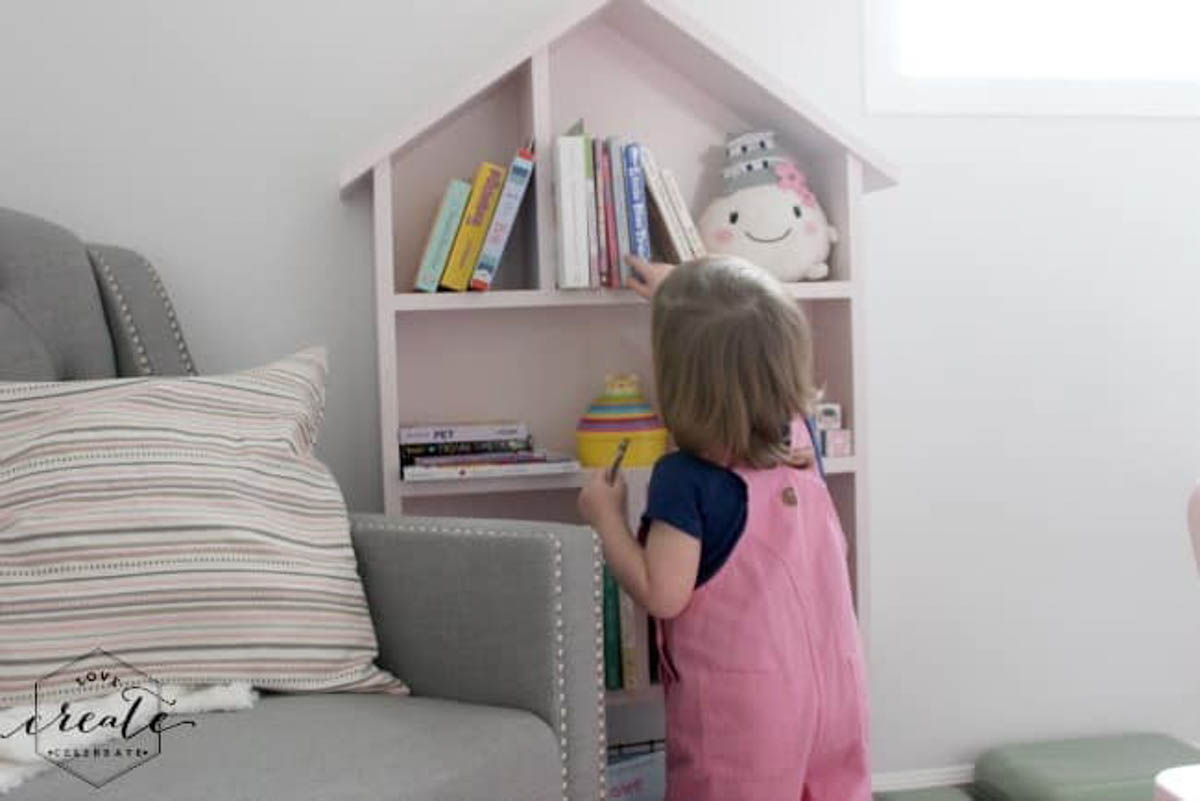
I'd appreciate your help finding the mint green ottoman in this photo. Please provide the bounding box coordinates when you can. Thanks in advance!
[975,733,1200,801]
[875,787,975,800]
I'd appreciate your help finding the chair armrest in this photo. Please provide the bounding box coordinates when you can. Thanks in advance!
[350,513,605,801]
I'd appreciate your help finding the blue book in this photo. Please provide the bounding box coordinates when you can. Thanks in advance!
[414,180,471,292]
[623,142,651,283]
[606,137,631,284]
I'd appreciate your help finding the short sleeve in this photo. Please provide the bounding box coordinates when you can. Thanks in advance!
[641,453,704,541]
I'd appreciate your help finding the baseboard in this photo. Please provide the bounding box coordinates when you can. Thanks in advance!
[872,764,975,792]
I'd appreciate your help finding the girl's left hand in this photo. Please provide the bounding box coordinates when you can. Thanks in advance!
[577,469,627,531]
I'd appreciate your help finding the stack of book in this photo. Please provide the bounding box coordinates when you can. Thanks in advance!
[554,122,706,290]
[603,567,658,693]
[414,141,536,293]
[398,421,581,481]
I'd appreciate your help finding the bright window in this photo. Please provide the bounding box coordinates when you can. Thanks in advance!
[865,0,1200,115]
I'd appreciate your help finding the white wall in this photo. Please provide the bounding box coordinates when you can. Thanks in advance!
[2,0,1198,777]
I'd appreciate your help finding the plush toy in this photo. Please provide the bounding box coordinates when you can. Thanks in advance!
[697,131,837,281]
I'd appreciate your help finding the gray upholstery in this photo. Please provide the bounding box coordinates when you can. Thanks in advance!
[352,515,605,801]
[0,207,605,801]
[0,208,116,379]
[11,695,562,801]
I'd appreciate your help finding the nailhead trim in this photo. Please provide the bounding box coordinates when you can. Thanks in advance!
[354,518,600,801]
[89,249,152,377]
[135,252,195,375]
[592,531,608,799]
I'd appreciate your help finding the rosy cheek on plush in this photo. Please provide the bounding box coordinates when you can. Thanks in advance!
[804,221,818,236]
[713,227,735,244]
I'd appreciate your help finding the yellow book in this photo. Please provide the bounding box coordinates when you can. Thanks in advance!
[440,161,506,291]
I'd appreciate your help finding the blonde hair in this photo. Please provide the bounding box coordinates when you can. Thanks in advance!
[651,256,818,469]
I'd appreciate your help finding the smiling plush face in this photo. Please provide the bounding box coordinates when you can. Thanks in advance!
[698,164,836,282]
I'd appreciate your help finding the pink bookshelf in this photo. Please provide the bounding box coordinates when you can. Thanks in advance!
[340,0,895,751]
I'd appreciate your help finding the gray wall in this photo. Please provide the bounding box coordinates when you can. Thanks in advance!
[2,0,1198,776]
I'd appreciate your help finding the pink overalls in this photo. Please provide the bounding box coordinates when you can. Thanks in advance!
[658,431,871,801]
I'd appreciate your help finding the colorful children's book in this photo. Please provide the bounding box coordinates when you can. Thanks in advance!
[661,168,706,259]
[623,142,652,279]
[603,566,624,691]
[638,146,689,263]
[399,437,532,471]
[441,162,506,291]
[593,139,610,287]
[470,143,535,291]
[584,135,600,288]
[554,135,590,289]
[606,137,631,285]
[414,180,471,292]
[601,147,621,287]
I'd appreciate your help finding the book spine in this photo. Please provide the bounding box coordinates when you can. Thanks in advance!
[602,148,621,287]
[399,421,528,445]
[470,147,534,291]
[662,168,706,258]
[440,162,506,291]
[603,566,624,691]
[555,137,590,289]
[618,591,651,690]
[638,146,688,262]
[414,180,471,292]
[399,437,532,468]
[623,142,651,274]
[584,136,600,288]
[412,450,548,467]
[607,137,631,285]
[402,459,581,482]
[593,139,609,287]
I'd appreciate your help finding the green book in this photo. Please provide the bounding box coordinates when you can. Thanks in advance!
[413,179,471,292]
[603,565,624,691]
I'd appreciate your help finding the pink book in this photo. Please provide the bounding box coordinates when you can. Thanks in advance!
[593,139,610,288]
[601,149,621,287]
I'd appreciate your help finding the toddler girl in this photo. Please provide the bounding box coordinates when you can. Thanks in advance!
[578,255,870,801]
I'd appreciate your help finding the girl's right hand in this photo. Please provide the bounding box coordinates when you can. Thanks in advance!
[626,255,675,300]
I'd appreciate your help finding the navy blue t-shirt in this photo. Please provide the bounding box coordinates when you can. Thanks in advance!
[639,419,825,587]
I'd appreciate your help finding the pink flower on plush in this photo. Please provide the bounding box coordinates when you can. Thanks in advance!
[774,162,817,207]
[712,227,735,244]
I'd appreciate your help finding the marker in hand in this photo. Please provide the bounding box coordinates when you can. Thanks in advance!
[606,438,631,485]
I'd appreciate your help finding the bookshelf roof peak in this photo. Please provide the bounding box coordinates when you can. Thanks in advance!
[339,0,897,193]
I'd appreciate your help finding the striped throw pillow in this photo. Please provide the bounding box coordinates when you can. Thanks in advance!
[0,349,406,705]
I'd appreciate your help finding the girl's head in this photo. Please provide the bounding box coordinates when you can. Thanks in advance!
[651,256,817,468]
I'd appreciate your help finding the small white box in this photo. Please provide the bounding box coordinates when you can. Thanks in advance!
[823,429,853,458]
[607,750,666,801]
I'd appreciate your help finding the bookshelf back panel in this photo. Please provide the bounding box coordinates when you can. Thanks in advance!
[389,61,537,293]
[395,305,656,456]
[548,19,746,231]
[805,299,856,434]
[404,488,581,524]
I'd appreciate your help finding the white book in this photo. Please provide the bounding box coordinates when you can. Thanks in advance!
[638,146,690,262]
[606,137,631,282]
[661,168,706,259]
[402,459,582,482]
[399,421,528,445]
[555,136,590,289]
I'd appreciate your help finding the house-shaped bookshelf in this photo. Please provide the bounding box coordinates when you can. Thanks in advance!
[340,0,895,745]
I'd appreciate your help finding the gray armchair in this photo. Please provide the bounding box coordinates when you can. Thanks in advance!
[0,207,605,801]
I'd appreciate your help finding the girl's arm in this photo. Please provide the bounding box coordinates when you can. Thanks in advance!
[578,471,699,619]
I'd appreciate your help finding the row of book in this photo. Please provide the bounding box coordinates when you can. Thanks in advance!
[398,421,580,481]
[603,567,658,692]
[554,123,706,290]
[414,142,535,293]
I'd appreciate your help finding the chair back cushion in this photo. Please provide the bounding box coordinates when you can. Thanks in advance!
[0,208,117,380]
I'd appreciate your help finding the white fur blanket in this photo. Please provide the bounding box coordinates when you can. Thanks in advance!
[0,683,256,794]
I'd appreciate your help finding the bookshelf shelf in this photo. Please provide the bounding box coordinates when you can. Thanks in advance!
[389,281,853,312]
[341,0,893,753]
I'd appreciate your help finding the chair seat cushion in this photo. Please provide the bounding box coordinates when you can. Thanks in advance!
[975,733,1200,801]
[11,694,561,801]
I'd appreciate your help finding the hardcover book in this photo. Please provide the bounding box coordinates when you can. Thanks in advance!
[623,142,652,275]
[554,135,590,289]
[593,138,610,287]
[606,136,631,285]
[440,161,506,291]
[470,143,535,291]
[414,179,471,292]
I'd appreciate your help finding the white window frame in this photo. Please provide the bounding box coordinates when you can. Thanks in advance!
[863,0,1200,116]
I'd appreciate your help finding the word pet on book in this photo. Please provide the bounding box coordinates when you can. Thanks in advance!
[554,121,706,291]
[397,421,579,482]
